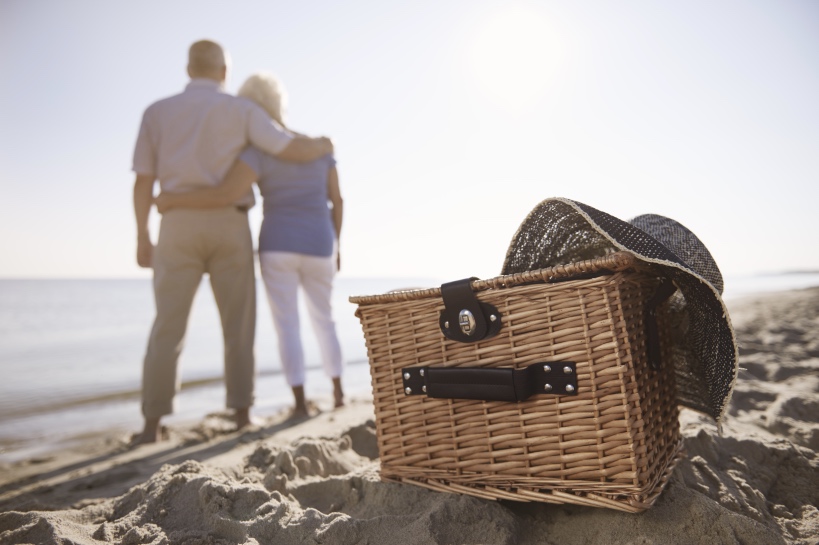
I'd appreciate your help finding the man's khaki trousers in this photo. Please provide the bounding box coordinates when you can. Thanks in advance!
[142,207,256,418]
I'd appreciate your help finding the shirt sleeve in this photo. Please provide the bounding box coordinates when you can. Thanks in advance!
[132,107,156,176]
[246,103,294,156]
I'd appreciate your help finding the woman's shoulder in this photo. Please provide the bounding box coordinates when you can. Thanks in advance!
[243,145,335,174]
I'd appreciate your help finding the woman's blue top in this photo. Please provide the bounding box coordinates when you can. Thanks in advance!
[240,147,336,257]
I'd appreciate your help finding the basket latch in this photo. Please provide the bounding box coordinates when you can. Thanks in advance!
[438,277,502,343]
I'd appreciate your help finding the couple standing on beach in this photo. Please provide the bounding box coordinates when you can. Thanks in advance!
[131,40,344,444]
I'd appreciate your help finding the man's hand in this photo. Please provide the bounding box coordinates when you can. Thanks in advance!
[276,135,334,162]
[318,136,334,155]
[154,193,172,214]
[137,236,154,268]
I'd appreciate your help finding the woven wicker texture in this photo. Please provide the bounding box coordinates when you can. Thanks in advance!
[501,198,737,421]
[352,254,683,512]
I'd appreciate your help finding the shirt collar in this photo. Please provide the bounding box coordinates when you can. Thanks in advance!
[185,78,224,92]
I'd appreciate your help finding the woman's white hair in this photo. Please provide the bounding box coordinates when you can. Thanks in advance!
[238,72,288,126]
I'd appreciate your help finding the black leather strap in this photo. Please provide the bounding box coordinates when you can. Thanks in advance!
[439,278,502,343]
[401,362,577,402]
[645,278,677,370]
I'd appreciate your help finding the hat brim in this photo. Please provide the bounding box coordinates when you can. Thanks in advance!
[502,198,738,421]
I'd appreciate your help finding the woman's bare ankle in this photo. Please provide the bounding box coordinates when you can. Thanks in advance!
[333,377,344,408]
[292,386,308,415]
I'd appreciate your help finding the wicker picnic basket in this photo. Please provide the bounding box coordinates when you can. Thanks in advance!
[350,251,684,512]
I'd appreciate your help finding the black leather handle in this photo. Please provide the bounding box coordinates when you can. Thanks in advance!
[402,362,577,402]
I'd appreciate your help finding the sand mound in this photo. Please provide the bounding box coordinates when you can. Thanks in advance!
[1,288,818,544]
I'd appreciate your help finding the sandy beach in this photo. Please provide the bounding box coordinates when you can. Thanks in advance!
[1,287,817,545]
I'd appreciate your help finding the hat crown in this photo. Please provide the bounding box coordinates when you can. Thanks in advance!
[628,214,724,294]
[501,197,737,422]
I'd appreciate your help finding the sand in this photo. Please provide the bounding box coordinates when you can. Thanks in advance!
[1,288,817,545]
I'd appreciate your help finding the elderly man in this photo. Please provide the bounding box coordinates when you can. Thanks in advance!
[132,40,333,443]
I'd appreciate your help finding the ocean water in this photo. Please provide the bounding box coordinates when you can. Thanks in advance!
[0,276,441,462]
[1,271,818,463]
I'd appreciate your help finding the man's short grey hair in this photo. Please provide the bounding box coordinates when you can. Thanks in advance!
[188,40,227,77]
[238,72,288,126]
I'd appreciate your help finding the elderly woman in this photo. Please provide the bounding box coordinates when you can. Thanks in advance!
[155,72,344,416]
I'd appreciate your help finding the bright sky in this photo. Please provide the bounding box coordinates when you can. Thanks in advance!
[1,0,817,280]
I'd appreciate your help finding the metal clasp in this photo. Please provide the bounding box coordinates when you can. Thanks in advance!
[459,309,476,335]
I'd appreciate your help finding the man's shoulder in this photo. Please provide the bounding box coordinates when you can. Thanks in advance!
[143,86,249,108]
[142,90,188,114]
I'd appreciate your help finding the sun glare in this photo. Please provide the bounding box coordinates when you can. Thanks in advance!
[469,6,560,109]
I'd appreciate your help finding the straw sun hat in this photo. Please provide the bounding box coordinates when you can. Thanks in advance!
[502,197,738,421]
